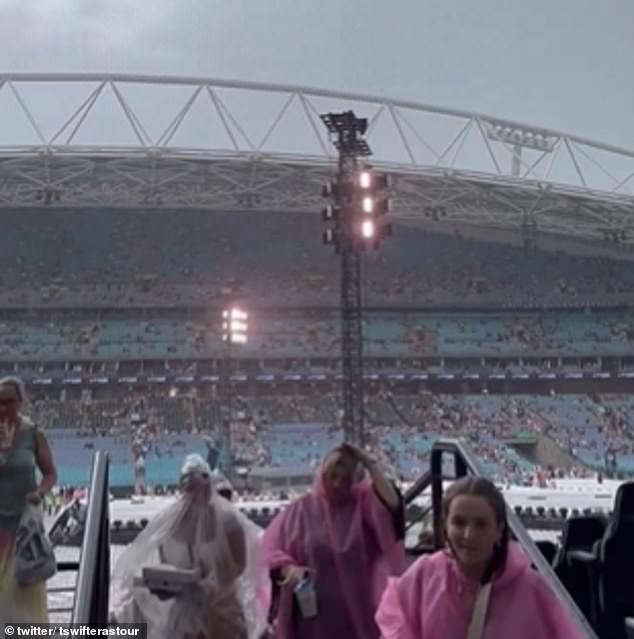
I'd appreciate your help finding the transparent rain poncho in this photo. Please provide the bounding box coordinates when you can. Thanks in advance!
[110,454,270,639]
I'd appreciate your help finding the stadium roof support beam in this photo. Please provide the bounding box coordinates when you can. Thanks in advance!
[0,74,633,246]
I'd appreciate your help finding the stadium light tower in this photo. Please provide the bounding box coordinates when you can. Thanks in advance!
[220,305,248,479]
[482,119,557,177]
[320,110,391,446]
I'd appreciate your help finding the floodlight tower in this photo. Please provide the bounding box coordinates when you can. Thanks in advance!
[320,111,391,446]
[220,305,248,478]
[483,119,557,177]
[483,119,558,248]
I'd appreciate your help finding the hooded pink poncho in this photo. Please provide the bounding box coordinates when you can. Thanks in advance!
[261,471,405,639]
[376,541,586,639]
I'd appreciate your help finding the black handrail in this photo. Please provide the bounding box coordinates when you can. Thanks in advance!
[403,468,431,504]
[71,451,110,625]
[406,438,598,639]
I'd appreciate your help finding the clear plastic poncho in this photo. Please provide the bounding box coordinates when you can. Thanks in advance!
[110,454,270,639]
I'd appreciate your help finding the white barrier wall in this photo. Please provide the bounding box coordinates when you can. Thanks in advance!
[106,477,626,522]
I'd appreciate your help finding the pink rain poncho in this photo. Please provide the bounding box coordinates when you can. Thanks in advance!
[375,541,586,639]
[261,460,405,639]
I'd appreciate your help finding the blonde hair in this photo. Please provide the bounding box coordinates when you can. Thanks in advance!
[323,446,364,482]
[0,377,28,405]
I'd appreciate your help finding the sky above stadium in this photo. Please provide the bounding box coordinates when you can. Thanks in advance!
[0,0,632,148]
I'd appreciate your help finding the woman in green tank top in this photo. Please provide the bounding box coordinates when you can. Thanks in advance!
[0,377,57,624]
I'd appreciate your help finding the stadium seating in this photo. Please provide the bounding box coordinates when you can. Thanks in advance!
[2,308,633,362]
[47,428,208,487]
[4,207,631,638]
[3,207,633,549]
[2,208,634,309]
[39,389,634,489]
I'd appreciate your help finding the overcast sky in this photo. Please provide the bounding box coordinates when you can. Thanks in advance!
[0,0,633,148]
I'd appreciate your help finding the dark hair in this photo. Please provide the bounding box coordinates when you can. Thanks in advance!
[442,476,509,583]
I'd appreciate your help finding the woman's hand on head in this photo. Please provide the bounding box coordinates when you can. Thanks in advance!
[341,443,372,467]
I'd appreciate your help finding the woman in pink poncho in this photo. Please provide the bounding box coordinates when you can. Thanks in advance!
[376,476,587,639]
[261,443,406,639]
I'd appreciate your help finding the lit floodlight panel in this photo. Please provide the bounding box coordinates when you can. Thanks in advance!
[359,171,371,188]
[361,220,375,239]
[229,308,248,320]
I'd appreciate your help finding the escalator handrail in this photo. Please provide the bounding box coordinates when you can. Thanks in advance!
[425,438,598,639]
[404,468,432,504]
[71,451,110,624]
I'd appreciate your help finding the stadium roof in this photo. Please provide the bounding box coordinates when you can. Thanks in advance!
[1,73,634,245]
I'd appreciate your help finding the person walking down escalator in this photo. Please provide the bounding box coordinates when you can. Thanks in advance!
[0,377,57,625]
[110,454,269,639]
[261,443,406,639]
[376,476,585,639]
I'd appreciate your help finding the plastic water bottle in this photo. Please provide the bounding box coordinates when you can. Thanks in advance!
[294,576,318,618]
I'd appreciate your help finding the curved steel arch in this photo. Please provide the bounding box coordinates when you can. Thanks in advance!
[1,73,634,244]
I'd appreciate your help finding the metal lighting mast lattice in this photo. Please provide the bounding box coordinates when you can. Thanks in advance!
[220,305,248,479]
[320,111,391,446]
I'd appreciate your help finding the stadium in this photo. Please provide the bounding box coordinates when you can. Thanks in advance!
[2,74,634,637]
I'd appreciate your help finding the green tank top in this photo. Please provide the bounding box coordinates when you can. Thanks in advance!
[0,421,37,527]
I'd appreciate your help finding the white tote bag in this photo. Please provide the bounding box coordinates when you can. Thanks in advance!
[13,504,57,587]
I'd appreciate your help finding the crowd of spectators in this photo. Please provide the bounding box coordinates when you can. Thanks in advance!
[2,308,633,363]
[2,208,634,309]
[3,207,634,496]
[28,389,634,487]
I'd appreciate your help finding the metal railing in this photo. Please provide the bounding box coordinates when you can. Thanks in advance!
[403,468,431,504]
[71,451,111,625]
[404,438,599,639]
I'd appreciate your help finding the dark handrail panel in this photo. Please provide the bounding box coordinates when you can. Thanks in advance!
[71,451,110,625]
